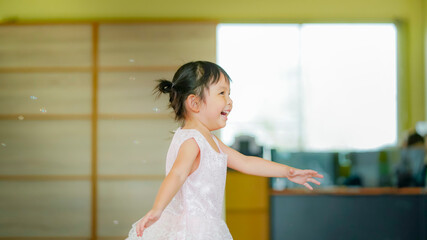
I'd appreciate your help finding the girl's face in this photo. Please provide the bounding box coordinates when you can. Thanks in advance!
[199,74,233,131]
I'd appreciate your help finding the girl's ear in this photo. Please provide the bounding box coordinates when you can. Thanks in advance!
[186,94,200,113]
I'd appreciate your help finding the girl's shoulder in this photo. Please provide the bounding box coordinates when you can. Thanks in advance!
[174,128,224,155]
[173,127,204,142]
[169,128,206,153]
[175,127,204,135]
[174,127,216,142]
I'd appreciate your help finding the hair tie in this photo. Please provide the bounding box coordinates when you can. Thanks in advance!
[161,81,174,93]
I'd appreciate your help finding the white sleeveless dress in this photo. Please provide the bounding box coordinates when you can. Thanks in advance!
[125,128,233,240]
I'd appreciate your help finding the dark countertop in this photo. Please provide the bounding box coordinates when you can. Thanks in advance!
[271,187,427,195]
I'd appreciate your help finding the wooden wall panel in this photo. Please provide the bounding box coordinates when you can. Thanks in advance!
[98,71,174,114]
[97,180,163,237]
[97,119,178,175]
[0,73,92,114]
[98,23,216,67]
[0,181,91,237]
[0,25,92,68]
[0,120,91,175]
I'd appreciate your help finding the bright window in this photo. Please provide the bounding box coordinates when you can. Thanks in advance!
[217,23,397,151]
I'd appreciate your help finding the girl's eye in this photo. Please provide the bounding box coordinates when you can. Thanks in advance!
[220,91,225,95]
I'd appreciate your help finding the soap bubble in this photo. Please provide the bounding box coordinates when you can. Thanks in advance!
[18,115,24,120]
[133,140,140,145]
[129,58,136,80]
[40,107,47,113]
[30,96,38,100]
[113,220,119,225]
[152,107,160,113]
[1,143,6,148]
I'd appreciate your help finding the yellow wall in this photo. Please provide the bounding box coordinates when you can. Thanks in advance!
[425,0,427,120]
[0,0,423,22]
[0,0,425,132]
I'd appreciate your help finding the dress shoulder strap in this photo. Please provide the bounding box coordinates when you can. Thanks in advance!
[211,134,223,153]
[173,128,206,152]
[165,128,205,173]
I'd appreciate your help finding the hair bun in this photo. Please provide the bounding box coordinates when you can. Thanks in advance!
[157,79,174,94]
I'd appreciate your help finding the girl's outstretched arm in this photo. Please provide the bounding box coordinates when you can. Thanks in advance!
[136,138,200,237]
[215,136,323,190]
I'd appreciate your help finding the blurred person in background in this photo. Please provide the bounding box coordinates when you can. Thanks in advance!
[396,131,426,187]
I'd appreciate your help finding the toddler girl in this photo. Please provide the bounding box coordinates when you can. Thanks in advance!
[125,61,323,240]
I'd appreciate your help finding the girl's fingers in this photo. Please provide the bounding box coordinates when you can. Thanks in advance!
[301,170,316,176]
[310,171,324,178]
[302,169,323,176]
[307,178,321,185]
[137,217,148,237]
[136,220,142,236]
[305,170,323,179]
[303,182,313,190]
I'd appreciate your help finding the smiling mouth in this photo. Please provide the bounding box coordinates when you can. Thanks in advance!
[221,110,230,117]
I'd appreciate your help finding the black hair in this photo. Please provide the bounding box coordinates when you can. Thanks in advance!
[407,132,424,147]
[154,61,231,123]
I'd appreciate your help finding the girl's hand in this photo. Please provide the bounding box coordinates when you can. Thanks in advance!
[135,209,162,237]
[287,168,324,190]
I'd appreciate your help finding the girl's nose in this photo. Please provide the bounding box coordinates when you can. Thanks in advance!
[227,96,233,106]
